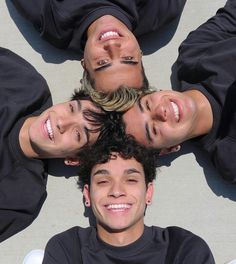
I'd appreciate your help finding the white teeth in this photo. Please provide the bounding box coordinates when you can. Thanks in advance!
[100,31,119,40]
[106,204,131,210]
[171,102,180,122]
[46,119,54,140]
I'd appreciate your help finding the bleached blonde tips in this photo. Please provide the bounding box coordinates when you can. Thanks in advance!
[80,70,154,112]
[91,87,144,112]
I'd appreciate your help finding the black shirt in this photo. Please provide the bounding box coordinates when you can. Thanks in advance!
[176,0,236,183]
[11,0,186,53]
[43,225,215,264]
[0,48,52,242]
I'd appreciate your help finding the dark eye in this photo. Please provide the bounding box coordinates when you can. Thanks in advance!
[69,103,74,113]
[127,178,138,183]
[97,59,109,66]
[97,180,108,185]
[153,125,157,136]
[123,56,134,61]
[146,100,151,111]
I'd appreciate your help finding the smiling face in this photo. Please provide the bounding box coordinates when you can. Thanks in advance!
[28,100,101,159]
[122,90,200,149]
[83,15,143,92]
[83,154,153,243]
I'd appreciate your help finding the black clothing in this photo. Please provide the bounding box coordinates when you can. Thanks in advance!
[11,0,186,53]
[176,0,236,183]
[0,48,52,242]
[43,225,215,264]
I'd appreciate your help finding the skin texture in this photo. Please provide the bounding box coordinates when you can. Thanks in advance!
[83,154,153,246]
[83,15,143,92]
[122,90,213,152]
[19,100,100,162]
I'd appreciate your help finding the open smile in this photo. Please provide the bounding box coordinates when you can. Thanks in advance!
[45,118,54,141]
[105,203,131,212]
[99,30,121,41]
[170,101,180,122]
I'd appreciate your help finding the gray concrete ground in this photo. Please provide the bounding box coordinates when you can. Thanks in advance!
[1,0,236,263]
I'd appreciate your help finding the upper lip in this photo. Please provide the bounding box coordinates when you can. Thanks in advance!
[98,30,121,42]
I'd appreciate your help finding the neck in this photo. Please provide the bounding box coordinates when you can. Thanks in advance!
[97,220,144,247]
[184,89,213,138]
[19,117,39,159]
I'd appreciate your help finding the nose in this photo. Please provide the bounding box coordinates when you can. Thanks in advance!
[57,117,73,133]
[152,104,167,122]
[103,40,121,57]
[108,182,125,198]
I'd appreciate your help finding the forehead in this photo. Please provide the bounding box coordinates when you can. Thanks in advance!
[90,63,143,92]
[122,102,148,146]
[91,155,144,177]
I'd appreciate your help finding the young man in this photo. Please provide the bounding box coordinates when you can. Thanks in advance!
[122,0,236,183]
[42,138,215,264]
[11,0,186,92]
[0,47,118,242]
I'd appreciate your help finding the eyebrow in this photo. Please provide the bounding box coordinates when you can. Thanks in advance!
[125,168,141,174]
[76,100,82,111]
[94,60,138,72]
[137,98,153,143]
[93,169,109,176]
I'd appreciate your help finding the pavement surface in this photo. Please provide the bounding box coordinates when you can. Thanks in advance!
[0,0,235,263]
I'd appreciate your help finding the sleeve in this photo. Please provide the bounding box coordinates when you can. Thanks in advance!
[166,227,215,264]
[212,81,236,183]
[43,236,70,264]
[176,236,215,264]
[43,228,84,264]
[0,47,52,114]
[176,0,236,94]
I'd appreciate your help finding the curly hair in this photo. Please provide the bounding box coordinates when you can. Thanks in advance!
[77,136,159,190]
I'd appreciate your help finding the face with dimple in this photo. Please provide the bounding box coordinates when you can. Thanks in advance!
[83,15,143,92]
[28,100,101,159]
[83,155,153,237]
[122,90,199,149]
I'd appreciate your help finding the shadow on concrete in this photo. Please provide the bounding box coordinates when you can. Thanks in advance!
[6,0,81,63]
[138,15,182,55]
[159,140,236,202]
[47,159,78,178]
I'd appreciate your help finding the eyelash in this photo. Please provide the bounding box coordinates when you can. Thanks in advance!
[122,56,134,60]
[97,59,109,66]
[146,100,151,111]
[75,129,80,142]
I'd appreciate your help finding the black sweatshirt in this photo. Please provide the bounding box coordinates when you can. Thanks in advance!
[176,0,236,183]
[11,0,186,53]
[0,48,52,242]
[43,225,215,264]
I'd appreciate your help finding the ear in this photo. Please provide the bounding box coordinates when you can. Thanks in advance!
[83,184,91,207]
[146,182,154,205]
[64,157,80,166]
[158,145,181,156]
[81,58,86,69]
